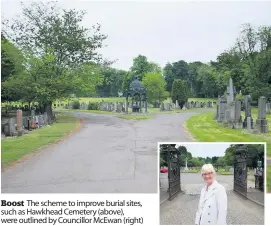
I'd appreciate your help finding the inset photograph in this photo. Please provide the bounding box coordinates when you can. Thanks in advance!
[159,143,265,225]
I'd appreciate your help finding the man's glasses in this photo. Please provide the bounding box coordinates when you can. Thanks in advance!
[202,172,213,176]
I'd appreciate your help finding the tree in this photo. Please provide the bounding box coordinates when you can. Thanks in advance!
[177,146,192,166]
[235,24,271,100]
[196,64,218,98]
[1,35,25,102]
[121,71,133,92]
[164,60,190,92]
[148,61,162,73]
[2,1,107,121]
[97,68,126,97]
[171,79,188,108]
[130,55,151,80]
[142,72,167,102]
[163,62,174,92]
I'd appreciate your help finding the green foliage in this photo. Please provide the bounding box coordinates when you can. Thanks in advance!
[164,60,190,92]
[88,102,99,110]
[171,79,188,108]
[130,55,150,80]
[142,72,167,102]
[130,55,162,81]
[2,1,106,119]
[122,71,133,92]
[98,68,126,97]
[224,144,264,167]
[1,36,26,102]
[72,100,80,109]
[236,93,244,101]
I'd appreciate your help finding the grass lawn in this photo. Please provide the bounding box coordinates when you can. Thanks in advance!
[1,114,80,168]
[186,110,271,156]
[51,97,217,105]
[117,115,154,120]
[56,108,117,115]
[218,170,233,175]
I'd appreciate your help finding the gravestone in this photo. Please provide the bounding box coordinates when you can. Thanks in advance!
[243,95,253,129]
[7,118,16,136]
[214,104,219,120]
[218,98,227,122]
[114,102,118,112]
[225,108,231,122]
[233,101,242,128]
[22,117,28,129]
[81,102,87,110]
[176,100,180,110]
[160,102,165,111]
[227,78,234,104]
[44,112,48,124]
[16,110,23,135]
[255,96,269,133]
[247,117,252,130]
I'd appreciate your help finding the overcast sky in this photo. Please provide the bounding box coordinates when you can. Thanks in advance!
[175,143,231,157]
[2,1,271,70]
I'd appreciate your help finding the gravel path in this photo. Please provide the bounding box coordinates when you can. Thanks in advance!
[2,111,198,193]
[160,173,264,225]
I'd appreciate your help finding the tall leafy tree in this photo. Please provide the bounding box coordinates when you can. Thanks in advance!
[2,1,107,121]
[98,68,126,97]
[171,79,188,108]
[142,72,167,102]
[130,55,151,80]
[1,35,26,102]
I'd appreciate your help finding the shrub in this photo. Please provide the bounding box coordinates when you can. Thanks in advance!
[171,79,188,108]
[88,102,99,110]
[72,100,80,109]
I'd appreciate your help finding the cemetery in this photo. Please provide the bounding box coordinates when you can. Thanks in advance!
[1,1,270,196]
[214,78,270,133]
[160,143,265,225]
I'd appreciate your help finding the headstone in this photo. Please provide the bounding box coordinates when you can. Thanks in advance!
[225,108,231,122]
[218,98,227,122]
[247,117,252,130]
[233,101,242,128]
[35,116,39,128]
[227,78,234,104]
[176,100,180,110]
[243,95,253,129]
[8,118,16,136]
[44,112,48,124]
[214,104,219,120]
[16,110,23,135]
[255,96,269,133]
[160,102,165,111]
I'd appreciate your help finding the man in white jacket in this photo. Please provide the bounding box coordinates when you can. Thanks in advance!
[195,164,227,225]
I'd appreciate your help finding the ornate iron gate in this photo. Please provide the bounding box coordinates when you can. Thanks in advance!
[234,146,248,198]
[167,145,181,200]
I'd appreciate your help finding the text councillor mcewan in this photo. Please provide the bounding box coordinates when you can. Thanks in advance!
[58,217,122,224]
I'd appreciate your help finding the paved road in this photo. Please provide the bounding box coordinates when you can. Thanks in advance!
[160,173,264,225]
[2,111,198,193]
